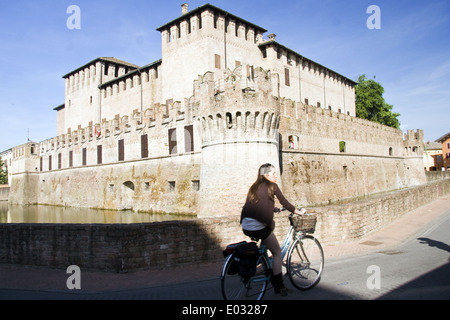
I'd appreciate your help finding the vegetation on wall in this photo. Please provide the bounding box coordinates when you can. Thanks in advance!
[0,159,7,184]
[355,75,400,129]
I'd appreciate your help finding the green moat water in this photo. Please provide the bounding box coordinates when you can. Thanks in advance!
[0,202,195,224]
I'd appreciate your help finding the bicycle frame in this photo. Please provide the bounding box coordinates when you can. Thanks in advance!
[253,211,319,270]
[280,225,297,260]
[253,224,298,280]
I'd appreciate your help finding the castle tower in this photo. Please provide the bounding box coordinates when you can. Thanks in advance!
[60,58,139,135]
[156,3,266,104]
[195,66,281,218]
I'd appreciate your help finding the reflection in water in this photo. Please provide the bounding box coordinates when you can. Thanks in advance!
[0,202,196,224]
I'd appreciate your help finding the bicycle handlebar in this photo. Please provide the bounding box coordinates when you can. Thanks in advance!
[275,207,308,216]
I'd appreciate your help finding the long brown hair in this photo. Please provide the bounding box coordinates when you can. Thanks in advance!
[246,163,276,204]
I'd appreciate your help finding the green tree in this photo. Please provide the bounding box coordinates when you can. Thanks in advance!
[0,158,7,185]
[355,75,400,129]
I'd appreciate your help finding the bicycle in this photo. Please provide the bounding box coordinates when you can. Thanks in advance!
[221,208,324,300]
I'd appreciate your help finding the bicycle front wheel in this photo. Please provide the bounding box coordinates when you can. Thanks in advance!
[287,235,324,290]
[221,253,270,300]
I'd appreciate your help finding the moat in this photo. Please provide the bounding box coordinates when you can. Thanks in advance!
[0,202,195,224]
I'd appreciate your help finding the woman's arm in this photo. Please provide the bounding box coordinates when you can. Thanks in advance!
[274,185,306,215]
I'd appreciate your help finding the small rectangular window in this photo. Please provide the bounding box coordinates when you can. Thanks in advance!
[118,139,124,161]
[285,68,290,86]
[168,181,176,192]
[97,145,102,164]
[141,134,149,158]
[247,65,254,81]
[169,128,177,155]
[82,148,87,166]
[69,151,73,167]
[184,125,194,153]
[191,180,200,191]
[215,54,221,69]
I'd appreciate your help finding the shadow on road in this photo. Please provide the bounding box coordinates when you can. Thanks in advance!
[418,237,450,258]
[376,262,450,300]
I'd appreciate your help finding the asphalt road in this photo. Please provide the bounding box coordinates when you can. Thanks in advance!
[1,209,449,301]
[288,210,450,300]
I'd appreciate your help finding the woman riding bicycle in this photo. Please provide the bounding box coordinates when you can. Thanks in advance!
[240,163,304,296]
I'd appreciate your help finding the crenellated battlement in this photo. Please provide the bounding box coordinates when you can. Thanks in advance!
[403,129,424,156]
[195,66,280,145]
[41,100,190,156]
[278,97,405,156]
[157,3,266,49]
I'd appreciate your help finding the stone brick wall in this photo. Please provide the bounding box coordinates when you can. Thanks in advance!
[1,178,449,272]
[309,178,450,244]
[0,186,9,201]
[426,171,450,183]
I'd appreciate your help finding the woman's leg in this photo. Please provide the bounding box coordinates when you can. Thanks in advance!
[263,232,282,275]
[263,232,288,294]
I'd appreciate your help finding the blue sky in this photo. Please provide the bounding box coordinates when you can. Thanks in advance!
[0,0,449,152]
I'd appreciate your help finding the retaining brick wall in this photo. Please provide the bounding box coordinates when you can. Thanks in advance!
[0,179,449,272]
[0,186,9,201]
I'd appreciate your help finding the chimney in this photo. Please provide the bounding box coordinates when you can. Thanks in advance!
[268,33,276,41]
[181,3,188,15]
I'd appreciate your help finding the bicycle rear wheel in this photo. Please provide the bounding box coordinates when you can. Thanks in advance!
[287,234,324,290]
[221,253,270,300]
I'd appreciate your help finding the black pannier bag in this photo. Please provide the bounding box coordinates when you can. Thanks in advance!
[223,241,246,275]
[233,242,260,278]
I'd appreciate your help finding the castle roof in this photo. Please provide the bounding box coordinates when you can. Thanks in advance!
[99,59,162,89]
[62,57,140,79]
[436,132,450,143]
[156,3,267,34]
[424,141,442,150]
[258,39,357,85]
[53,103,65,111]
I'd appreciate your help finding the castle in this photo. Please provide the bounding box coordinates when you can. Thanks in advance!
[4,3,426,218]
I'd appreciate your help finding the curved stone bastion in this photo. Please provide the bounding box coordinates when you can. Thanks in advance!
[1,178,449,272]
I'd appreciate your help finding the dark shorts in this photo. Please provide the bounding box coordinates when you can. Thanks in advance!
[243,226,272,241]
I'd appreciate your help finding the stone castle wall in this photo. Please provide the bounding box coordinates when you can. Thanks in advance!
[8,65,425,217]
[1,179,448,272]
[277,99,425,206]
[9,101,201,214]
